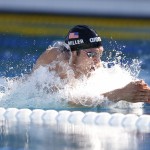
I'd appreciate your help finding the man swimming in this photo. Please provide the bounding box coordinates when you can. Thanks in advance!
[34,25,150,104]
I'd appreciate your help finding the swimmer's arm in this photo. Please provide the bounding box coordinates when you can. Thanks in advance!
[33,47,59,70]
[102,80,150,103]
[102,88,123,102]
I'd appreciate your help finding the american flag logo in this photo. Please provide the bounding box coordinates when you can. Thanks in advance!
[69,32,79,39]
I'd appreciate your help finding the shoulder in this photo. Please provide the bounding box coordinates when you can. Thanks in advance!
[39,47,60,61]
[34,47,61,69]
[44,46,60,56]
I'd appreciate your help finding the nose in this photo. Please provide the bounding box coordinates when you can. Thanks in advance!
[93,53,100,61]
[92,57,100,67]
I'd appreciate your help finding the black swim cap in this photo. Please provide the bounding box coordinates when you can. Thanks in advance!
[65,25,102,51]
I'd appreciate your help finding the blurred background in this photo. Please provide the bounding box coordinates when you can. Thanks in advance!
[0,0,150,83]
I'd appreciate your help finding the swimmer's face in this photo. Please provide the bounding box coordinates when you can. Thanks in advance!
[82,46,103,63]
[81,46,103,68]
[73,46,103,71]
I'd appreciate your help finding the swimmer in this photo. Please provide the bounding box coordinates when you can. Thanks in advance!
[34,25,150,103]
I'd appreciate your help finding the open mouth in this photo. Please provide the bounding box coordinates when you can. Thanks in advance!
[90,66,95,71]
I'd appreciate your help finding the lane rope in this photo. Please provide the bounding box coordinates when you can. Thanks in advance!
[0,108,150,132]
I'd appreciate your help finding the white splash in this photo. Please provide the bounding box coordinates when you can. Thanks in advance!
[63,65,132,105]
[0,56,143,109]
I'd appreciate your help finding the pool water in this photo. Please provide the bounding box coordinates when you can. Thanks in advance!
[0,34,150,150]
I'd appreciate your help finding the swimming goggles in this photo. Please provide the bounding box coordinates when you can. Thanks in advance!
[85,51,102,58]
[86,52,97,58]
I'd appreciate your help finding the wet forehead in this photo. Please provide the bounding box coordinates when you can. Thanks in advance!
[83,47,102,52]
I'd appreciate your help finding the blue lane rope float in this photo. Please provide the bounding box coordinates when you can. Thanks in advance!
[0,107,150,132]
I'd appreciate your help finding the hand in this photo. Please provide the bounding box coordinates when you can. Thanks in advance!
[120,80,150,103]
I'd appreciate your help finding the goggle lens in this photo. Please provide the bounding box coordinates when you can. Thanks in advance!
[87,52,97,58]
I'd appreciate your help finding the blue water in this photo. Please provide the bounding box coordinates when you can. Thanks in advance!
[0,34,150,150]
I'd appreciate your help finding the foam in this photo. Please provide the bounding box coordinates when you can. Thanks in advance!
[0,48,143,109]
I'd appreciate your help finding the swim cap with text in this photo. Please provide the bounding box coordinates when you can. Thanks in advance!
[65,25,102,51]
